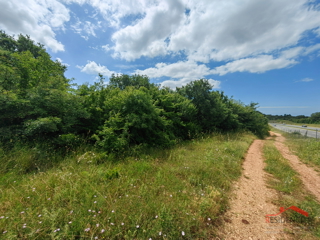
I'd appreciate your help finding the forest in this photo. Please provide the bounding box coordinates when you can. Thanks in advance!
[0,30,269,158]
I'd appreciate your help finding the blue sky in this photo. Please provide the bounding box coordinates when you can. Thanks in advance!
[1,0,319,116]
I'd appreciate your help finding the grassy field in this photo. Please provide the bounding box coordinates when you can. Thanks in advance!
[263,136,320,238]
[0,132,254,239]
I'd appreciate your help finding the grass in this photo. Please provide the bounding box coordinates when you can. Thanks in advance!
[270,126,320,169]
[263,138,320,238]
[0,131,254,239]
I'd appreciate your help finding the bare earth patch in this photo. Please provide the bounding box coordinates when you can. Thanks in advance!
[272,132,320,203]
[219,139,293,239]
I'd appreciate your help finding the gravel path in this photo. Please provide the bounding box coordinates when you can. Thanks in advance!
[219,138,293,239]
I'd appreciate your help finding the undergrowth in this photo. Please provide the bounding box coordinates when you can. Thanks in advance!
[0,131,254,239]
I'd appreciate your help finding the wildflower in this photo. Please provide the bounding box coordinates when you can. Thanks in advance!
[88,209,92,212]
[182,231,185,236]
[20,211,25,214]
[70,210,73,214]
[101,229,105,233]
[3,231,7,234]
[93,215,96,217]
[98,211,101,214]
[110,223,114,225]
[121,222,124,225]
[27,197,30,199]
[155,215,158,219]
[94,237,98,239]
[159,232,162,235]
[170,195,172,197]
[94,195,97,198]
[136,225,140,228]
[47,198,51,200]
[84,228,90,232]
[94,201,97,204]
[208,218,211,221]
[54,228,60,232]
[68,221,72,224]
[149,238,152,240]
[0,216,4,219]
[96,224,100,227]
[111,210,114,213]
[39,221,42,224]
[38,214,42,217]
[92,210,95,212]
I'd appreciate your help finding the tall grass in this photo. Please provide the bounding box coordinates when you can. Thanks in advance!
[263,140,320,237]
[0,131,254,239]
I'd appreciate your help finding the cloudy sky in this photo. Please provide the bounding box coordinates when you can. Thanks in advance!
[1,0,320,116]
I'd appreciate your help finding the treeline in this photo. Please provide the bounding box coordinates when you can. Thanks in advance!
[0,31,269,153]
[266,113,320,124]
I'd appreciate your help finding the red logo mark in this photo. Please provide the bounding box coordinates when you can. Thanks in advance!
[265,206,308,223]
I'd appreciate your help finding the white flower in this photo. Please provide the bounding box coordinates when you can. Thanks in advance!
[94,237,98,239]
[136,225,140,228]
[96,224,100,227]
[38,214,42,217]
[121,223,124,225]
[208,218,211,221]
[101,229,105,233]
[3,231,7,234]
[182,231,185,236]
[159,232,162,235]
[68,221,72,224]
[155,215,158,219]
[110,223,114,225]
[84,228,90,232]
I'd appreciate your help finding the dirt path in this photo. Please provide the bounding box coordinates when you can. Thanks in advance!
[272,132,320,202]
[219,139,293,239]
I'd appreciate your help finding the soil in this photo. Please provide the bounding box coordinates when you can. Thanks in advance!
[218,131,319,239]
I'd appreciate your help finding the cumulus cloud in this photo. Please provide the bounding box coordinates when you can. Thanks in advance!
[211,55,298,75]
[0,0,69,52]
[112,0,185,60]
[135,60,221,89]
[77,61,116,77]
[56,58,70,67]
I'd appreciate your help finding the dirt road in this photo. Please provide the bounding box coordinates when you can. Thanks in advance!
[218,132,320,239]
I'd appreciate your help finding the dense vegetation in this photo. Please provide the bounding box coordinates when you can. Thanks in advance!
[0,30,269,159]
[266,113,320,124]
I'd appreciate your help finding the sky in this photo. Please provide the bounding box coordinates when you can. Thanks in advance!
[1,0,320,116]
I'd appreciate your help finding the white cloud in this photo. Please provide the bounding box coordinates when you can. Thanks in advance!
[71,19,100,40]
[161,78,220,89]
[135,60,221,89]
[56,58,70,67]
[0,0,69,52]
[296,78,314,82]
[211,55,298,75]
[111,0,185,60]
[169,0,320,62]
[77,61,116,77]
